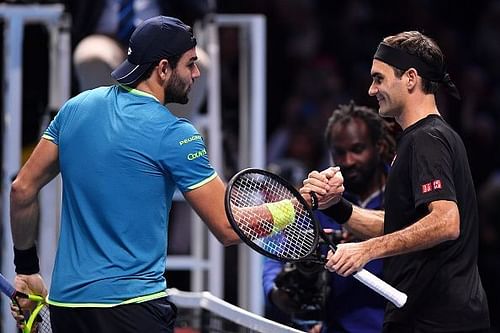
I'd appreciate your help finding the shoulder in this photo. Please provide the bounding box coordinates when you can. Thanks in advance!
[64,86,111,108]
[166,117,203,139]
[407,116,456,145]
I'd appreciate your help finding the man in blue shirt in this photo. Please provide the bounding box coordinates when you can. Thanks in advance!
[10,16,239,332]
[263,101,396,332]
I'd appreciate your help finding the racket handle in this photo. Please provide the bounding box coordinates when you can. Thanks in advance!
[353,269,407,308]
[0,273,16,298]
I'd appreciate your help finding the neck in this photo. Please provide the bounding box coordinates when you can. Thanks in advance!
[357,167,387,202]
[136,78,165,104]
[396,93,439,130]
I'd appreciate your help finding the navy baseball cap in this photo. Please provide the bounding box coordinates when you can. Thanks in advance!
[111,16,197,85]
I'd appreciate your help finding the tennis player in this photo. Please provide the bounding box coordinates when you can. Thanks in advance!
[301,31,490,332]
[10,16,239,332]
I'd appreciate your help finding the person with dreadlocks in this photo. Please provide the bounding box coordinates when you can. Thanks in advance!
[263,101,396,332]
[302,31,490,332]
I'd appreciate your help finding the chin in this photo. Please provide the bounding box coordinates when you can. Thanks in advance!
[378,107,395,119]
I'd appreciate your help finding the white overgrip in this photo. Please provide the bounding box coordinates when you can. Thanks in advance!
[353,269,407,308]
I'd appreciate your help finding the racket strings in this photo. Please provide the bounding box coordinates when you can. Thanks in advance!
[23,303,52,333]
[229,173,317,260]
[35,305,52,333]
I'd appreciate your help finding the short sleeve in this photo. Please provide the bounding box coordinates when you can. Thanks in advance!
[411,131,456,208]
[42,108,63,144]
[42,91,89,145]
[158,119,216,193]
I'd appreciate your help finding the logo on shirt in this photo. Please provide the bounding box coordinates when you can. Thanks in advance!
[187,149,207,161]
[179,134,202,146]
[421,179,442,193]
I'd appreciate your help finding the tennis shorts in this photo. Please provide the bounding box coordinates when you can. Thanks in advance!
[49,297,177,333]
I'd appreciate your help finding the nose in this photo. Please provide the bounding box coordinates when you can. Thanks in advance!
[192,63,201,79]
[344,152,356,167]
[368,82,377,96]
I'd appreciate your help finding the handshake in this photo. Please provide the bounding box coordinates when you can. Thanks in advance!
[299,166,345,210]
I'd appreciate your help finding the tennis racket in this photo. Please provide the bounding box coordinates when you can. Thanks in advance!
[0,273,51,333]
[224,168,407,308]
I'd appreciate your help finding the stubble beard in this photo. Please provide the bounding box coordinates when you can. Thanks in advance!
[164,71,190,105]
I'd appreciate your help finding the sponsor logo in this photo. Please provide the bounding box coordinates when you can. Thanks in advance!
[421,179,443,193]
[179,134,202,146]
[187,149,207,161]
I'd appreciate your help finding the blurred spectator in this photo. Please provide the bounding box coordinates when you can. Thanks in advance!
[64,0,210,98]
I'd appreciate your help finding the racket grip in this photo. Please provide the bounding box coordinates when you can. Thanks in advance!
[0,273,16,298]
[353,269,407,308]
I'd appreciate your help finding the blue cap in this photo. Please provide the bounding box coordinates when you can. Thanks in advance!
[111,16,197,85]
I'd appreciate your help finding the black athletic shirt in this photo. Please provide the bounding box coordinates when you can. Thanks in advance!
[383,115,490,331]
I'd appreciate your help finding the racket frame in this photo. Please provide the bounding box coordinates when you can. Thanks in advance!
[0,273,48,333]
[224,168,408,308]
[225,168,322,262]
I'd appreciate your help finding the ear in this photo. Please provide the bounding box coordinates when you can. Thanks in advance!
[405,68,418,91]
[158,59,170,80]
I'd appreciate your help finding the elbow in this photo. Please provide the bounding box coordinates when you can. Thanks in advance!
[447,221,460,241]
[444,209,460,241]
[10,178,35,207]
[219,233,241,247]
[431,201,460,241]
[217,227,241,247]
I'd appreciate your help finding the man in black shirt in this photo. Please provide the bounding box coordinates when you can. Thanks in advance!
[300,31,490,332]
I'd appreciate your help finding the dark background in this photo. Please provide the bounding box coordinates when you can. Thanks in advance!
[1,0,499,331]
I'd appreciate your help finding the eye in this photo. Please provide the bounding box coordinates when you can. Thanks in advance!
[371,73,383,85]
[332,148,346,158]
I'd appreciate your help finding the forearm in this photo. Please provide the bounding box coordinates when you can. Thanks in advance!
[10,183,40,250]
[344,206,385,239]
[364,201,459,260]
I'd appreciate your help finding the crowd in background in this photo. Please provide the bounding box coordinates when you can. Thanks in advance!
[0,0,499,331]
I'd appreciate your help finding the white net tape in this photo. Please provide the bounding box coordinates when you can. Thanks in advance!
[167,288,306,333]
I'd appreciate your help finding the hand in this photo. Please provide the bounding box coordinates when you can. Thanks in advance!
[340,228,356,243]
[324,241,372,276]
[11,274,47,328]
[300,167,344,209]
[14,273,48,299]
[309,323,323,333]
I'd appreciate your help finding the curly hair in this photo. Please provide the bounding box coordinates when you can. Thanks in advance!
[324,101,396,164]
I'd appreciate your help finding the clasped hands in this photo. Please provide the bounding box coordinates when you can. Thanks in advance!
[299,166,344,209]
[299,167,371,277]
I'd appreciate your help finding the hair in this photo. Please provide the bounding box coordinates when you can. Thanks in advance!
[382,31,444,95]
[129,55,182,88]
[324,101,396,164]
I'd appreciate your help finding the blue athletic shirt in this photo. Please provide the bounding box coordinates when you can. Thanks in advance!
[42,85,216,306]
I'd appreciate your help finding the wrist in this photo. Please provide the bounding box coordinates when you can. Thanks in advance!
[13,245,40,275]
[321,197,353,224]
[266,199,295,232]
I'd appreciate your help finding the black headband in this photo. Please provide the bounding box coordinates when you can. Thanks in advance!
[374,43,460,100]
